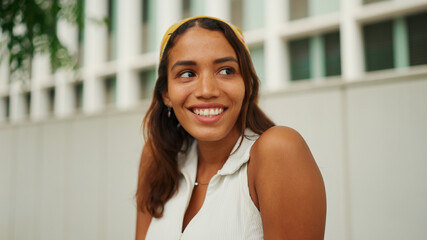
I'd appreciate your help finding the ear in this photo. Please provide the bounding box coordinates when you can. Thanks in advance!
[162,90,171,107]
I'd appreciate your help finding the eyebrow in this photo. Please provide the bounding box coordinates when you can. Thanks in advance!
[171,60,196,70]
[171,57,238,70]
[214,57,238,64]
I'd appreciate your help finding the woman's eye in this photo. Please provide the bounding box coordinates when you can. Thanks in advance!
[219,68,234,75]
[179,71,195,78]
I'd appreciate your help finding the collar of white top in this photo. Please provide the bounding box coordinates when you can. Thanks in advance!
[178,129,258,179]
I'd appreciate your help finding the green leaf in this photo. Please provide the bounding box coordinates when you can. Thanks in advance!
[0,0,85,81]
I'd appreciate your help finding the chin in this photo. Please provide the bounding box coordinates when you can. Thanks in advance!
[189,130,225,142]
[184,125,239,143]
[193,134,224,142]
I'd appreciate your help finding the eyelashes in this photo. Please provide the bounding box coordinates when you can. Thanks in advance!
[178,71,196,78]
[218,67,235,75]
[177,67,236,79]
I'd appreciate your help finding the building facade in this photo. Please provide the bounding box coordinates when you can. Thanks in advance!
[1,0,426,122]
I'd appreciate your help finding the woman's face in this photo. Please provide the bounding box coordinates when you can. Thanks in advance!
[163,26,245,142]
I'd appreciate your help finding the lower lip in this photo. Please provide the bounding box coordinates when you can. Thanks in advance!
[192,111,224,124]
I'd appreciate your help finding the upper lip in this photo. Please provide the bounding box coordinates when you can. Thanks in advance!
[187,103,227,109]
[187,103,227,112]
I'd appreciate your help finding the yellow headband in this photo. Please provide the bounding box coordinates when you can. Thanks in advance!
[159,16,249,61]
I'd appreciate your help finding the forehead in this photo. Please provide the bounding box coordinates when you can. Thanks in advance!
[168,27,237,65]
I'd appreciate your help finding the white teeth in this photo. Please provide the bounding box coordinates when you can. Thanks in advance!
[193,108,224,117]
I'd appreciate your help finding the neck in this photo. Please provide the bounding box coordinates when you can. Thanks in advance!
[196,127,241,173]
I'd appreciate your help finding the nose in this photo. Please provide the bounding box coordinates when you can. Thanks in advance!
[194,73,220,99]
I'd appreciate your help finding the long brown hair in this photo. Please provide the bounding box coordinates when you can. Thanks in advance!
[136,17,275,218]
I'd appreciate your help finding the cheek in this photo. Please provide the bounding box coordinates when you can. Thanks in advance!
[230,81,246,104]
[167,84,190,106]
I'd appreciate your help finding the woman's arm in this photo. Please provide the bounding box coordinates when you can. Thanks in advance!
[135,144,153,240]
[135,210,152,240]
[249,126,326,240]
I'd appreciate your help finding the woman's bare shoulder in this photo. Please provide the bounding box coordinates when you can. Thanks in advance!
[249,126,317,190]
[251,126,308,158]
[249,126,326,239]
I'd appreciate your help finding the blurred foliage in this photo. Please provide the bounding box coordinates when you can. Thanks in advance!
[0,0,84,79]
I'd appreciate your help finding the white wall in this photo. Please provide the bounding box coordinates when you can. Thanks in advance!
[1,76,427,239]
[346,77,427,240]
[0,108,145,240]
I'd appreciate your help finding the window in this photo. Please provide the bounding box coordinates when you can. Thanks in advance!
[6,96,10,119]
[25,92,31,117]
[231,0,265,30]
[230,0,265,31]
[249,46,265,84]
[407,11,427,66]
[289,0,308,20]
[142,0,156,53]
[230,0,243,29]
[107,0,117,61]
[104,76,117,105]
[139,69,156,99]
[74,82,84,111]
[77,26,84,67]
[183,0,191,19]
[242,0,265,30]
[77,0,85,67]
[182,0,205,19]
[363,20,394,71]
[289,38,310,80]
[289,0,339,21]
[142,0,149,24]
[324,31,341,76]
[47,87,55,116]
[289,32,341,80]
[362,11,427,72]
[1,96,10,120]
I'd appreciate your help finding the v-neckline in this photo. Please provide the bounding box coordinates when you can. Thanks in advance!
[177,129,257,235]
[181,150,221,234]
[181,176,211,233]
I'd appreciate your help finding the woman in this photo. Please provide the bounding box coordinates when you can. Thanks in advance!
[136,16,326,239]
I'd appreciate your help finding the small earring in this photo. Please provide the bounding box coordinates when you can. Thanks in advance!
[167,106,171,118]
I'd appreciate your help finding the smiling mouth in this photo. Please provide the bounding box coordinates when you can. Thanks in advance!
[191,108,225,117]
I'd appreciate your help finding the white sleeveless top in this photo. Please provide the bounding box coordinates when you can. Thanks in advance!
[146,129,264,240]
